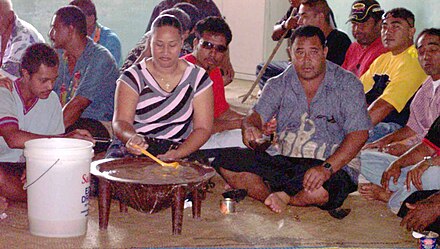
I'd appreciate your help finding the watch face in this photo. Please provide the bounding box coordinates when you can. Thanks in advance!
[323,162,332,169]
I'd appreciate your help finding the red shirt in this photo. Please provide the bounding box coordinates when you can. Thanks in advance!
[342,37,388,77]
[182,54,229,118]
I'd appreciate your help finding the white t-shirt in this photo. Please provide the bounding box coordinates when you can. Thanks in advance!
[0,81,64,162]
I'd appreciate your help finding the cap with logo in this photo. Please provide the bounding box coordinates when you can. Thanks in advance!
[347,0,384,23]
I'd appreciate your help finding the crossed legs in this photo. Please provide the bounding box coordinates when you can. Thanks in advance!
[219,167,329,213]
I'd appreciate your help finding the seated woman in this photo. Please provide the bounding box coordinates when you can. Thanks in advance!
[107,14,213,160]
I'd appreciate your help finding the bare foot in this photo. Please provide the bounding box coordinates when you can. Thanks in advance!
[358,183,392,202]
[0,196,8,214]
[264,192,290,213]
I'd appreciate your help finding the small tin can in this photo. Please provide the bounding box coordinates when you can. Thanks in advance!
[419,231,438,249]
[220,198,236,214]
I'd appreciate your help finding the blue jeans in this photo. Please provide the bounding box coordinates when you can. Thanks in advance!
[360,150,440,213]
[367,122,401,143]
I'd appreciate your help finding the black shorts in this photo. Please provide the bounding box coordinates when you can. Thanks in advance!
[0,162,26,178]
[213,148,357,210]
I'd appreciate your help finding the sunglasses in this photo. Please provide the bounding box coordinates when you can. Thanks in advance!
[199,40,228,53]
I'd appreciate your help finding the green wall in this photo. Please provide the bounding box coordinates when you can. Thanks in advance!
[12,0,162,59]
[11,0,439,63]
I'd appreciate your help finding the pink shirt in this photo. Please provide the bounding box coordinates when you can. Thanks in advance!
[342,37,387,77]
[407,76,440,141]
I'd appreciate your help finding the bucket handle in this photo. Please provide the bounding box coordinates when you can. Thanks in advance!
[23,159,60,190]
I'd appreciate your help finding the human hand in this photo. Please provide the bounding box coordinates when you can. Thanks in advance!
[158,149,181,161]
[381,163,401,191]
[362,139,387,151]
[0,74,13,92]
[285,11,299,30]
[65,129,94,142]
[382,142,409,156]
[242,126,263,149]
[222,62,234,86]
[303,165,331,192]
[125,134,148,156]
[400,200,439,232]
[262,117,277,136]
[406,160,430,191]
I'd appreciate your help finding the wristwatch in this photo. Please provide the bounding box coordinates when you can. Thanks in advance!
[424,156,433,167]
[323,162,334,174]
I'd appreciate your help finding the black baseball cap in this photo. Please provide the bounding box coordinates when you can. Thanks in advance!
[347,0,384,23]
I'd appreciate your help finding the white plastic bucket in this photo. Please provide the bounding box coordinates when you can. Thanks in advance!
[24,138,94,237]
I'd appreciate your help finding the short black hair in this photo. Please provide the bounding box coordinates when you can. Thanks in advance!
[20,43,59,76]
[69,0,97,19]
[55,6,87,37]
[290,25,326,48]
[160,8,191,32]
[152,14,183,36]
[416,28,440,48]
[301,0,332,24]
[383,8,415,28]
[194,17,232,46]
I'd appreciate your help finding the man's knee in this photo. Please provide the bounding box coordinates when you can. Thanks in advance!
[219,167,263,187]
[300,187,329,206]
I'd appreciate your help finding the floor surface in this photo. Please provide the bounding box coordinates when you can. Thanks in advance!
[0,80,420,249]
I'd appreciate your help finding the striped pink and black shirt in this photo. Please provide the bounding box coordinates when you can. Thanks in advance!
[119,59,212,142]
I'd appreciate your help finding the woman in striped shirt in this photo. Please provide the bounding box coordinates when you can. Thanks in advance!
[111,14,213,160]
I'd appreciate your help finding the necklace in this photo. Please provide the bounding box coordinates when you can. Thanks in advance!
[162,79,171,90]
[151,61,179,91]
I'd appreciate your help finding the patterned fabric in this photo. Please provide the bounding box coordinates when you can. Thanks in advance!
[360,45,427,126]
[54,38,119,122]
[118,59,212,142]
[255,61,371,178]
[406,77,440,142]
[91,23,122,66]
[0,81,64,162]
[0,16,44,80]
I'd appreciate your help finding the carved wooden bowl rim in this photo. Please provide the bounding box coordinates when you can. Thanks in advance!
[91,157,216,186]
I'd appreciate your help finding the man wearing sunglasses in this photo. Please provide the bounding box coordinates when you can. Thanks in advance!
[183,17,247,151]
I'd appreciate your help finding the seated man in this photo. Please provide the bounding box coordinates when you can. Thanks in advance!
[360,114,440,214]
[360,28,440,205]
[69,0,122,66]
[0,0,45,81]
[360,8,427,142]
[49,6,119,152]
[182,17,246,150]
[0,43,92,210]
[257,0,350,90]
[342,0,387,77]
[214,26,371,215]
